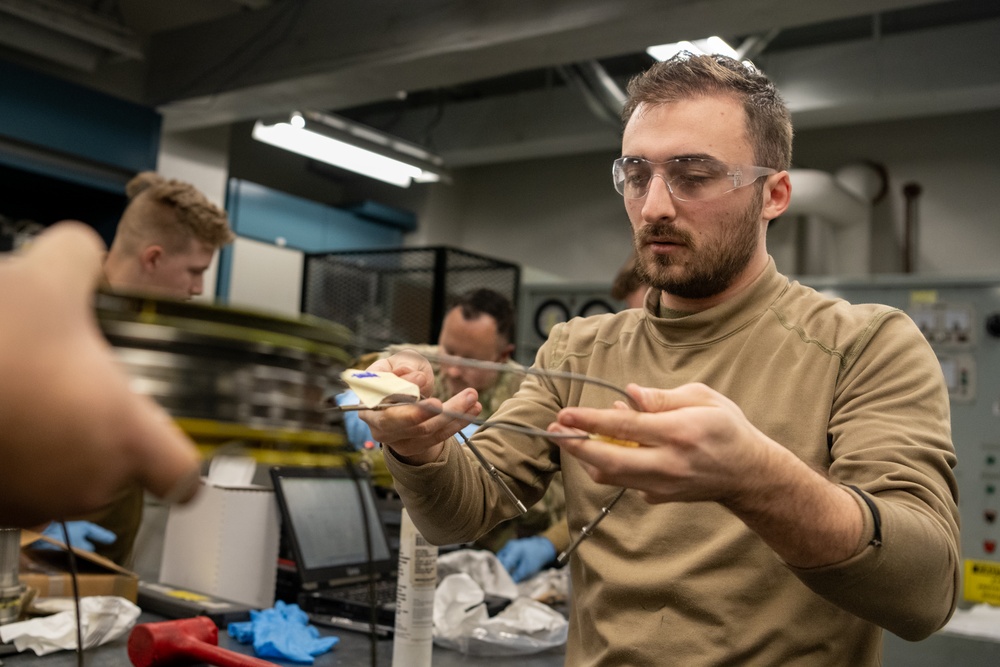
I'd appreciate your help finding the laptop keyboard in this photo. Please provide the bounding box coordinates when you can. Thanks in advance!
[337,579,397,606]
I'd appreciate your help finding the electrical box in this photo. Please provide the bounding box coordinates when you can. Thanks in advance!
[805,274,1000,607]
[517,283,624,365]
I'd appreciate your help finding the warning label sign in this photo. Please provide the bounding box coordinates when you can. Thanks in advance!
[964,559,1000,605]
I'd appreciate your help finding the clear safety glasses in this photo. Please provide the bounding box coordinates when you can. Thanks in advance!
[612,156,776,201]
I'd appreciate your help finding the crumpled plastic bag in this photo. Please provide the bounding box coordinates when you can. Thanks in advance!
[433,570,568,657]
[0,596,140,656]
[517,567,570,605]
[228,600,338,664]
[435,548,519,599]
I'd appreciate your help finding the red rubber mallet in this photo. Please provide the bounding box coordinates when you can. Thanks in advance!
[128,616,278,667]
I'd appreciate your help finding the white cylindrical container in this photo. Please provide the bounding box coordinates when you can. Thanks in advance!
[392,508,437,667]
[0,527,24,625]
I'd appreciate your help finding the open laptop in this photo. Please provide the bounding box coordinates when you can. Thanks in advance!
[269,466,398,634]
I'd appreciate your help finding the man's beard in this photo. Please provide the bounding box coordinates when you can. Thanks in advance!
[633,189,762,300]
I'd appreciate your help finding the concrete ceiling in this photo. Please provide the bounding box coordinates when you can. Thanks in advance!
[2,0,998,168]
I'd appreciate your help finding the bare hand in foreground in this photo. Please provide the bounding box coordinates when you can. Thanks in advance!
[360,350,482,464]
[0,222,201,527]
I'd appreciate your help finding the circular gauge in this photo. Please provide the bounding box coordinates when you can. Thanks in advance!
[578,298,617,318]
[534,299,571,339]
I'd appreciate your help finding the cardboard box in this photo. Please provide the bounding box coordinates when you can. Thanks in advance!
[18,531,138,602]
[158,480,280,609]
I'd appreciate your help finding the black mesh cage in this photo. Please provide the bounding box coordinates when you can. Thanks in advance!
[301,247,520,358]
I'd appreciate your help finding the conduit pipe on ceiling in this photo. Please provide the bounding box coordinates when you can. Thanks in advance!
[557,61,627,126]
[560,30,779,129]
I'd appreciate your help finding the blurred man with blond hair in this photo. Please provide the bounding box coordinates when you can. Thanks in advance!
[60,172,234,565]
[104,171,234,300]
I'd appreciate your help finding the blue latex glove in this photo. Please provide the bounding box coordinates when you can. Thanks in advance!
[35,521,116,552]
[335,390,376,450]
[229,600,338,664]
[497,535,557,583]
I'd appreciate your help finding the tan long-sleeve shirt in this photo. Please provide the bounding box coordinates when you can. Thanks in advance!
[386,258,959,666]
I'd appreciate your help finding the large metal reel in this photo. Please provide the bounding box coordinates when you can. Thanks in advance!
[94,291,365,469]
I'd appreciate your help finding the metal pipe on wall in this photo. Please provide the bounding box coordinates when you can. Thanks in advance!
[902,182,923,273]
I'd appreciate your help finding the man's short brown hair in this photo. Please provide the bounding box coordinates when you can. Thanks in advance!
[621,54,793,170]
[450,288,516,345]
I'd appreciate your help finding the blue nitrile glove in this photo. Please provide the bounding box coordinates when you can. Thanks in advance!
[335,390,377,450]
[497,535,557,583]
[229,600,338,664]
[35,521,117,552]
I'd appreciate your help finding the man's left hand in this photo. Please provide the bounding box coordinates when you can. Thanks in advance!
[548,382,865,568]
[547,382,777,508]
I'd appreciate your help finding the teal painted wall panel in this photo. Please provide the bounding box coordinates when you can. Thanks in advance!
[344,200,417,231]
[227,179,327,248]
[0,60,160,174]
[323,205,402,251]
[226,179,403,252]
[219,179,407,299]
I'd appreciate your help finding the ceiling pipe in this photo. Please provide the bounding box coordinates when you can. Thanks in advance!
[0,14,104,71]
[735,28,782,61]
[557,61,627,127]
[0,0,142,65]
[561,29,782,128]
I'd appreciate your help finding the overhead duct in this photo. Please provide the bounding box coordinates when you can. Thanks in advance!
[771,169,873,277]
[0,0,143,72]
[557,61,627,127]
[735,29,781,61]
[560,30,779,128]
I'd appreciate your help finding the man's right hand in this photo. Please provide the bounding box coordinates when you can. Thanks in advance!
[360,351,483,464]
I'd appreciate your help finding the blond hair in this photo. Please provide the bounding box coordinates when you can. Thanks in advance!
[116,172,234,254]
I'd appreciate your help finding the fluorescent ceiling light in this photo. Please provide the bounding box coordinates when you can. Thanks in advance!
[252,121,421,187]
[646,36,741,62]
[251,111,448,188]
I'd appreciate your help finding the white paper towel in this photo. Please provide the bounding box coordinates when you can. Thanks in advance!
[0,596,140,655]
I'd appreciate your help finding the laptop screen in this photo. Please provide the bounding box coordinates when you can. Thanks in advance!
[270,466,394,584]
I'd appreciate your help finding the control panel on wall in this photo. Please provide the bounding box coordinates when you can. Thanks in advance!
[908,299,977,402]
[517,284,623,366]
[808,276,1000,607]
